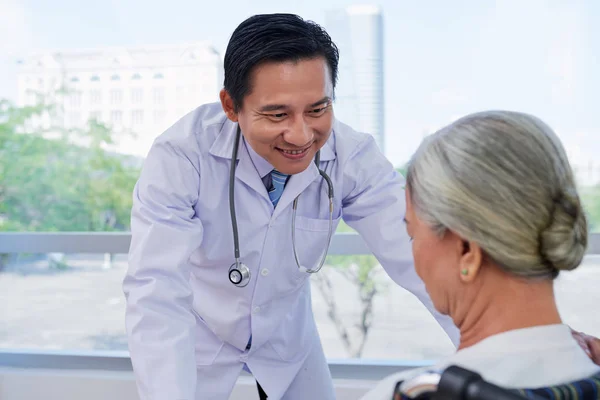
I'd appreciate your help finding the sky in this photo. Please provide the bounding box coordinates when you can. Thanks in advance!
[1,0,599,167]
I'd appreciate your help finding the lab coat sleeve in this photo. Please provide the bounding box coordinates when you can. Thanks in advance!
[341,135,460,347]
[123,139,203,400]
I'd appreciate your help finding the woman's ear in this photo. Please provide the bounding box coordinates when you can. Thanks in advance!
[458,240,483,282]
[220,89,238,122]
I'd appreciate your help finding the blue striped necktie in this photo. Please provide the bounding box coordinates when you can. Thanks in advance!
[268,170,289,207]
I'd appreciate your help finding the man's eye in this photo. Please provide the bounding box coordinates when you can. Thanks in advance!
[271,113,286,118]
[309,105,329,115]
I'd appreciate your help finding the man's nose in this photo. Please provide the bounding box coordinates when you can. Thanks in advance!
[284,119,313,147]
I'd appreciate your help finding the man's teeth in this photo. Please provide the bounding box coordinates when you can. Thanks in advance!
[281,149,305,154]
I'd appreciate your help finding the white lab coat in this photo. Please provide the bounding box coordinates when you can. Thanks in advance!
[123,102,459,400]
[361,324,600,400]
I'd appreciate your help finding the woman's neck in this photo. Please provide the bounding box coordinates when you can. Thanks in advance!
[454,271,562,351]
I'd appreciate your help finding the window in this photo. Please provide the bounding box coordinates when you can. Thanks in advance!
[110,74,120,81]
[131,109,144,125]
[153,72,164,79]
[131,88,143,104]
[153,87,165,105]
[90,75,100,82]
[109,89,122,105]
[89,89,102,105]
[110,110,122,124]
[69,92,82,107]
[131,73,142,80]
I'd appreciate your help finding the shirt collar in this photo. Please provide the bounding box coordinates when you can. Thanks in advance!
[440,324,575,367]
[245,138,274,178]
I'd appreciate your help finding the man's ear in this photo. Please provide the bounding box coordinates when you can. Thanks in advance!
[220,89,238,122]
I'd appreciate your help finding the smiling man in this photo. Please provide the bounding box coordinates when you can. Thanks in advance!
[123,13,459,400]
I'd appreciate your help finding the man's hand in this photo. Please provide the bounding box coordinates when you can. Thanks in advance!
[572,329,600,365]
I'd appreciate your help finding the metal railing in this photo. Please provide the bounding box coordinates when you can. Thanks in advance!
[2,231,600,255]
[0,231,373,254]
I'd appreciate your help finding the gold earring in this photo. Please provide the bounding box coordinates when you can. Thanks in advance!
[461,268,468,276]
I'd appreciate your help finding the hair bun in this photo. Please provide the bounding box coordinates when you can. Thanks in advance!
[539,191,587,273]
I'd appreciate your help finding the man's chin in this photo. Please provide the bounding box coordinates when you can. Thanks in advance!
[274,162,311,176]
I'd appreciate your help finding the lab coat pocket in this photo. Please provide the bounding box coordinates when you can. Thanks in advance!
[293,215,338,232]
[290,214,342,272]
[193,311,225,366]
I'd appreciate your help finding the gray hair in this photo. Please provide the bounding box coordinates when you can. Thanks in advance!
[406,110,587,279]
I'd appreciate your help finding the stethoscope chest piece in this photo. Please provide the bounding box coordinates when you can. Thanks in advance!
[229,261,251,287]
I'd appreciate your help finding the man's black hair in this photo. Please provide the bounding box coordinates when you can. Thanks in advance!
[223,13,339,111]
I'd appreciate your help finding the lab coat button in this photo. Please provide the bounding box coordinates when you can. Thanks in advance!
[261,268,269,276]
[253,306,260,314]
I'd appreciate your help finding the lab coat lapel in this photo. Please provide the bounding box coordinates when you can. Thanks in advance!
[209,121,270,203]
[272,162,319,220]
[235,141,271,203]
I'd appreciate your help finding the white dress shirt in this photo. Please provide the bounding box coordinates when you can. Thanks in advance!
[361,324,600,400]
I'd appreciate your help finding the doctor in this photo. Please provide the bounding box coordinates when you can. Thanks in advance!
[123,13,458,400]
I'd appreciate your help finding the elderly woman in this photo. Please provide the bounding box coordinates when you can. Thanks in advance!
[361,111,600,399]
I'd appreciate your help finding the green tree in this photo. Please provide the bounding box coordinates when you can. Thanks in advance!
[0,95,140,232]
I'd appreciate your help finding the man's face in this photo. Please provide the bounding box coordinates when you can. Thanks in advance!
[221,57,334,175]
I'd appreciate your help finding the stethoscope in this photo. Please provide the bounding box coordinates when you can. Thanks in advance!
[228,125,335,287]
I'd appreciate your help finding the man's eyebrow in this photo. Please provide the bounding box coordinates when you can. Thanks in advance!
[309,97,332,107]
[258,104,289,112]
[257,97,332,112]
